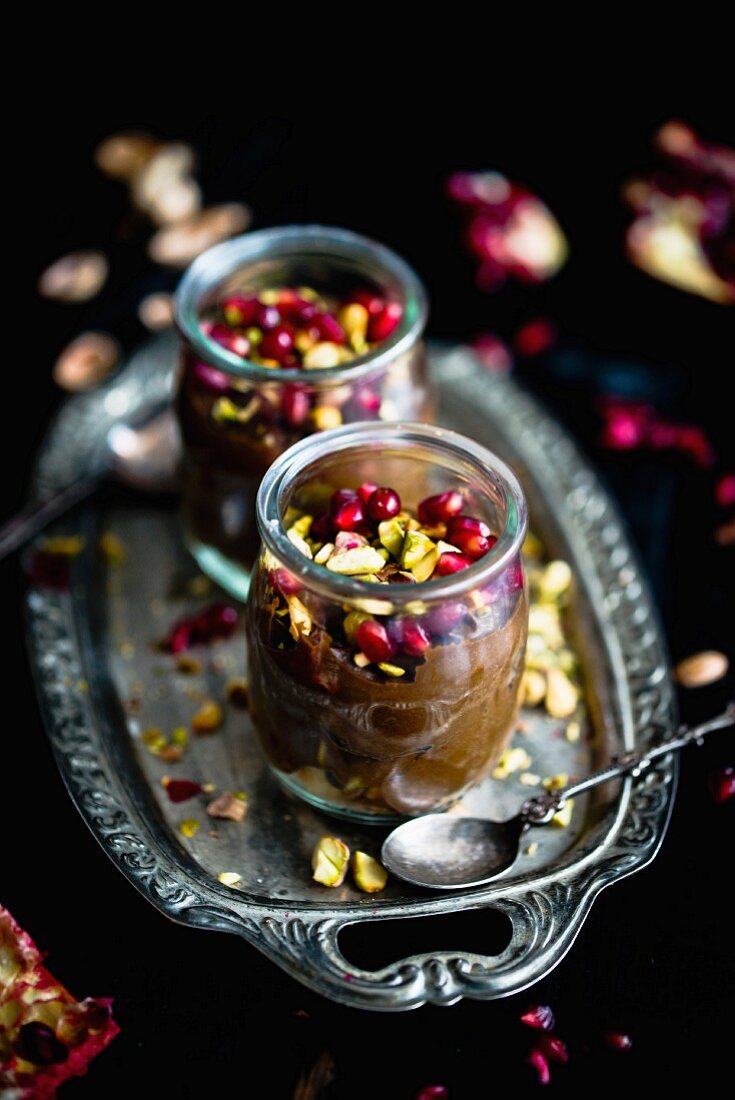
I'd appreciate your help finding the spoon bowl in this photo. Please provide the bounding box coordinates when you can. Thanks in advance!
[381,814,525,890]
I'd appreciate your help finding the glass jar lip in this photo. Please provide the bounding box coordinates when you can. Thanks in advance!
[174,224,428,384]
[256,421,528,607]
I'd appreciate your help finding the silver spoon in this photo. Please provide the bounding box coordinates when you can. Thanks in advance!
[0,409,181,560]
[382,704,735,890]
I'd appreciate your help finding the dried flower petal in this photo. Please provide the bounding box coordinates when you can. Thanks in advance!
[179,819,200,838]
[217,872,242,887]
[162,778,203,803]
[527,1048,551,1085]
[520,1004,556,1031]
[708,767,735,804]
[38,250,108,303]
[602,1031,633,1052]
[53,332,120,392]
[207,792,248,821]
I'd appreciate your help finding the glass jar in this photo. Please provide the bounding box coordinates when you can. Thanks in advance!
[174,226,432,599]
[246,422,529,824]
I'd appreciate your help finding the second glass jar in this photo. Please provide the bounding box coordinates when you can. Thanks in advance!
[174,226,432,598]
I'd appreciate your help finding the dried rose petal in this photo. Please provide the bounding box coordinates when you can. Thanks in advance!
[53,332,120,392]
[715,473,735,508]
[207,791,248,821]
[527,1048,551,1085]
[538,1034,569,1064]
[520,1004,556,1031]
[163,779,203,803]
[602,1031,633,1052]
[415,1088,449,1100]
[514,318,558,358]
[38,250,109,303]
[162,602,239,652]
[708,766,735,804]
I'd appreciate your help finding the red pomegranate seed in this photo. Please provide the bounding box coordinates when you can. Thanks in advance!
[418,491,464,525]
[450,528,495,560]
[367,301,403,343]
[209,323,250,358]
[538,1034,569,1064]
[435,552,473,576]
[355,620,395,664]
[333,499,366,531]
[165,779,203,803]
[514,318,558,357]
[26,550,72,590]
[163,603,238,652]
[399,619,431,657]
[520,1005,555,1031]
[471,332,512,372]
[351,289,385,317]
[281,384,310,427]
[527,1049,551,1085]
[358,481,379,504]
[330,488,360,515]
[602,1031,633,1052]
[312,311,345,344]
[191,361,231,393]
[415,1088,448,1100]
[423,602,467,635]
[222,294,259,327]
[334,531,368,551]
[255,303,281,331]
[286,297,319,324]
[270,568,302,596]
[708,766,735,804]
[310,514,333,542]
[367,487,401,521]
[259,325,294,362]
[352,387,382,415]
[715,473,735,508]
[447,515,492,539]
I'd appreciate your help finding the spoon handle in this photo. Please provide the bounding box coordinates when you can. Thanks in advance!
[0,475,101,561]
[522,702,735,825]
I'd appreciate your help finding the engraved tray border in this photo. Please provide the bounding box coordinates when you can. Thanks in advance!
[25,336,677,1011]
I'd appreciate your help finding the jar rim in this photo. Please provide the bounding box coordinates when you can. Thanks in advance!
[256,421,528,607]
[174,224,428,385]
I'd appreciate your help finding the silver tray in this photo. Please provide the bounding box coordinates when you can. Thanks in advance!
[26,335,677,1011]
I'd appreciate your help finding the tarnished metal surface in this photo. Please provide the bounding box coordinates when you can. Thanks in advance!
[26,336,677,1010]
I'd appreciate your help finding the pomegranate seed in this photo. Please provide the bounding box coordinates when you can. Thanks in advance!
[520,1005,555,1031]
[26,550,72,590]
[715,473,735,507]
[538,1034,569,1064]
[357,481,379,504]
[333,499,366,531]
[435,552,473,576]
[255,303,281,331]
[423,602,467,635]
[259,325,294,362]
[290,298,320,324]
[399,619,431,657]
[367,487,401,521]
[352,387,382,415]
[476,257,507,293]
[191,361,231,393]
[708,766,735,804]
[281,384,310,427]
[209,323,250,358]
[222,294,259,327]
[15,1022,68,1066]
[415,1088,448,1100]
[367,301,403,343]
[514,318,558,357]
[164,603,238,652]
[355,620,395,664]
[351,289,385,317]
[450,528,495,560]
[602,1031,633,1052]
[269,568,302,596]
[312,311,345,344]
[165,779,203,803]
[527,1049,551,1085]
[310,514,333,542]
[418,491,464,525]
[471,332,512,372]
[330,488,360,515]
[447,514,491,539]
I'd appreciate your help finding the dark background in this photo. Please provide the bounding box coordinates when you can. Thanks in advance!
[3,103,733,1096]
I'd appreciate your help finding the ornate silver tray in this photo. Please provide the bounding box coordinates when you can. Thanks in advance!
[25,335,677,1011]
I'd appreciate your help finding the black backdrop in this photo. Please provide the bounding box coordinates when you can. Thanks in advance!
[3,102,734,1097]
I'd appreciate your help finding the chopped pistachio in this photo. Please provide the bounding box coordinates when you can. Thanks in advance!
[539,560,572,602]
[338,302,369,343]
[543,773,568,791]
[353,652,371,668]
[208,792,248,821]
[565,720,581,743]
[326,546,387,575]
[159,744,183,763]
[521,669,547,707]
[212,395,260,424]
[545,668,578,718]
[523,531,544,559]
[226,678,249,707]
[98,531,125,565]
[436,539,461,555]
[287,527,313,559]
[290,514,313,538]
[551,799,574,828]
[176,653,202,675]
[40,534,86,557]
[314,542,335,564]
[303,341,347,369]
[351,596,395,616]
[311,835,350,887]
[179,819,200,838]
[352,851,389,893]
[377,662,406,677]
[400,531,437,572]
[311,405,342,430]
[378,518,407,558]
[520,772,541,786]
[286,595,312,640]
[171,726,189,747]
[217,872,242,887]
[142,727,167,755]
[191,700,223,734]
[525,842,539,856]
[493,746,534,779]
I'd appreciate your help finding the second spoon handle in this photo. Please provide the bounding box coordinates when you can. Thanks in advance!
[0,475,101,561]
[522,703,735,825]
